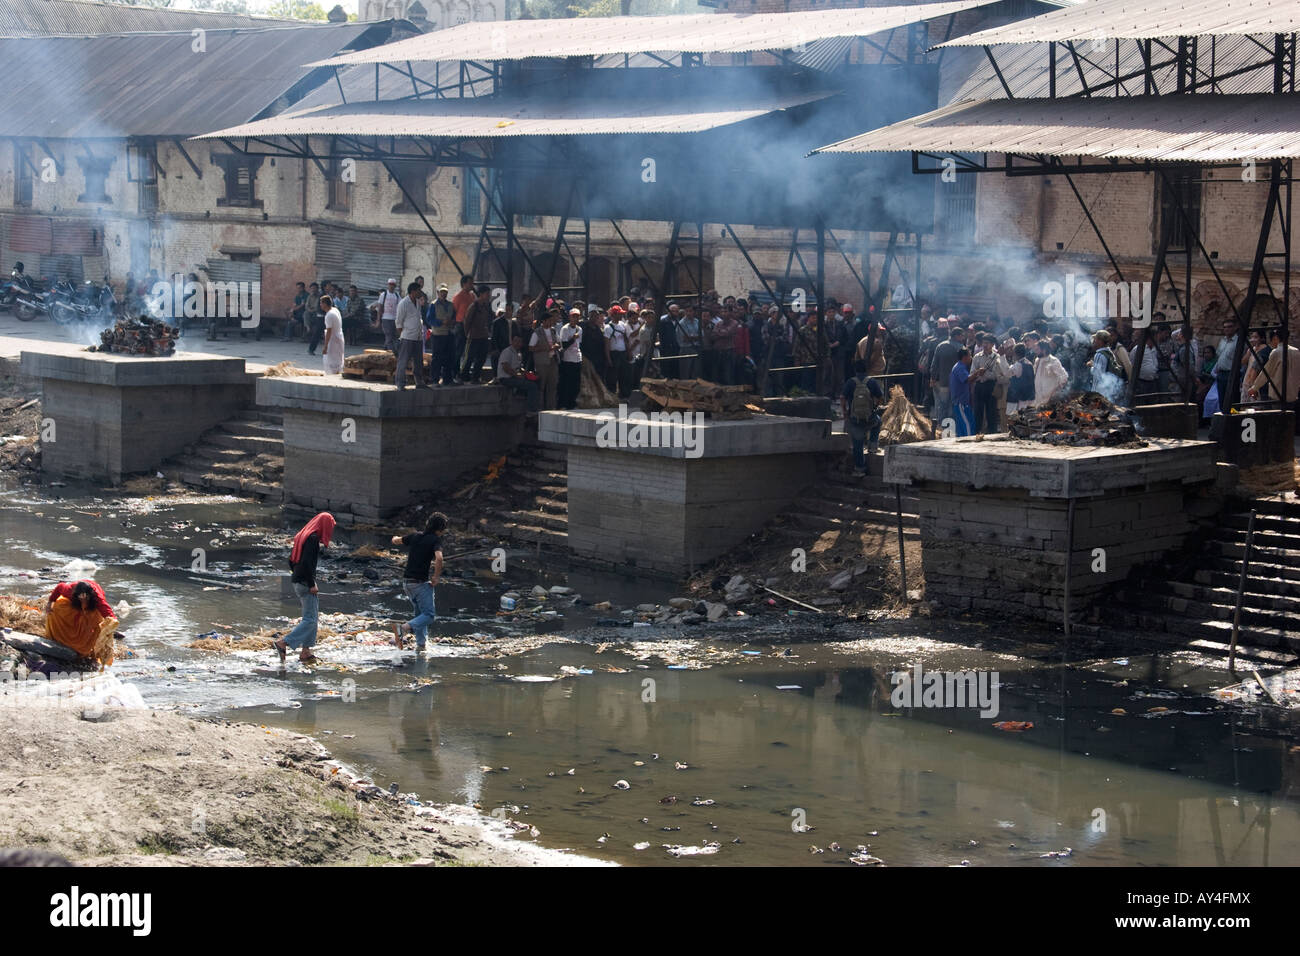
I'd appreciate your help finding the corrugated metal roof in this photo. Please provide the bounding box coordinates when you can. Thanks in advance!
[943,33,1277,102]
[195,89,837,140]
[0,0,299,36]
[813,93,1300,161]
[0,23,385,138]
[940,0,1300,46]
[310,1,1000,67]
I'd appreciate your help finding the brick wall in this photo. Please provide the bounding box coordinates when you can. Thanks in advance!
[916,480,1197,622]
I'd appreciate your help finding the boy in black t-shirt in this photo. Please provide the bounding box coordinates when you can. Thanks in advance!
[390,512,447,652]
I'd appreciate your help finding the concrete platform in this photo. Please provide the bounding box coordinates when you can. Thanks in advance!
[1132,401,1199,440]
[885,435,1220,623]
[20,346,255,483]
[258,376,526,521]
[541,410,845,576]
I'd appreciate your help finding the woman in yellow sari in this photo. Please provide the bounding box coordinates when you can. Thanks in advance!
[45,581,116,666]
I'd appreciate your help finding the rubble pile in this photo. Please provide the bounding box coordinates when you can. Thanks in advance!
[639,378,764,420]
[1007,391,1143,447]
[90,315,179,356]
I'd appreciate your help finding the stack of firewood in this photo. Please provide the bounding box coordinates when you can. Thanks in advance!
[638,378,764,420]
[91,315,178,356]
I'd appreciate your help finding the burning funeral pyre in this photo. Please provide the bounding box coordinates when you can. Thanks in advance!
[1006,391,1144,447]
[90,315,179,356]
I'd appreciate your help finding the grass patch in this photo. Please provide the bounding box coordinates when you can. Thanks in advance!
[323,798,359,823]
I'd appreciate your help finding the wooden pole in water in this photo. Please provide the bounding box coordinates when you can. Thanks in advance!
[1063,497,1076,639]
[895,484,908,599]
[1228,509,1256,675]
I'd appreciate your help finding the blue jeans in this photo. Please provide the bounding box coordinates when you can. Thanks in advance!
[848,419,881,470]
[404,580,435,648]
[284,582,318,650]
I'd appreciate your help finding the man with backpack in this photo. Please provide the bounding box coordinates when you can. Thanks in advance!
[842,359,885,476]
[372,278,402,357]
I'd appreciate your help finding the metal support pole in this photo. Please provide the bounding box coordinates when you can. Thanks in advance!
[381,159,465,278]
[895,485,908,599]
[1228,510,1256,675]
[1227,163,1282,410]
[816,219,826,395]
[1063,497,1076,640]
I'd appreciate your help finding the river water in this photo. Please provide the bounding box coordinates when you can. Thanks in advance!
[2,477,1296,866]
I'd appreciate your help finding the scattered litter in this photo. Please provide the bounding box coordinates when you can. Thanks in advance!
[992,721,1033,732]
[663,842,721,857]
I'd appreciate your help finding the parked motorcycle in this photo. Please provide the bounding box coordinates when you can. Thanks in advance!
[49,278,117,327]
[7,269,51,320]
[14,282,56,322]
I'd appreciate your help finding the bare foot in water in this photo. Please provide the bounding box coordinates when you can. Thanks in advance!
[270,634,287,665]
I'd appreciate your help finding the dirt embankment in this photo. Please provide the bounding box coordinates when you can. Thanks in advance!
[0,385,40,474]
[0,707,604,867]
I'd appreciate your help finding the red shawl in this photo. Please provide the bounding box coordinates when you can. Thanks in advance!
[290,512,335,564]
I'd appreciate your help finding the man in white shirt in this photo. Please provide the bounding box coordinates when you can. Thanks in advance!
[1033,339,1070,406]
[373,278,402,356]
[606,305,632,397]
[969,333,1010,432]
[1214,317,1241,407]
[530,309,559,410]
[394,282,428,389]
[496,332,539,411]
[557,308,585,409]
[891,273,914,310]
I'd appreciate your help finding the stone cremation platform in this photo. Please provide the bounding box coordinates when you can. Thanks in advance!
[540,409,845,575]
[21,346,255,482]
[258,376,526,522]
[885,435,1220,623]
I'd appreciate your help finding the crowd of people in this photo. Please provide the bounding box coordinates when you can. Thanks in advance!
[274,272,1300,440]
[918,308,1300,437]
[284,274,893,409]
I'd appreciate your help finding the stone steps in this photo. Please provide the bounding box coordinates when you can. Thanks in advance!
[497,508,568,533]
[1114,585,1297,634]
[1104,502,1300,662]
[794,495,919,528]
[163,405,285,501]
[500,521,567,548]
[204,431,284,456]
[1104,606,1300,656]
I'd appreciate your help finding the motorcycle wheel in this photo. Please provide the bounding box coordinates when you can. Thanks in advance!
[15,302,37,322]
[52,302,76,326]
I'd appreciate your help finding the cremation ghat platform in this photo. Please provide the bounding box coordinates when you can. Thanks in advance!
[21,346,254,483]
[258,376,525,522]
[540,410,845,576]
[885,436,1220,622]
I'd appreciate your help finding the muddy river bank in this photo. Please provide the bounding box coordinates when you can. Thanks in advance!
[2,475,1297,867]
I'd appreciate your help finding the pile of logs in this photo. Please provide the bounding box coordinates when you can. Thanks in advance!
[1007,391,1142,446]
[638,378,764,419]
[342,349,399,381]
[90,315,178,356]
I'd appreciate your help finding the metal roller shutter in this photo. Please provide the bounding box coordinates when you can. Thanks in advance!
[52,220,100,255]
[312,225,403,296]
[9,216,51,254]
[203,259,262,285]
